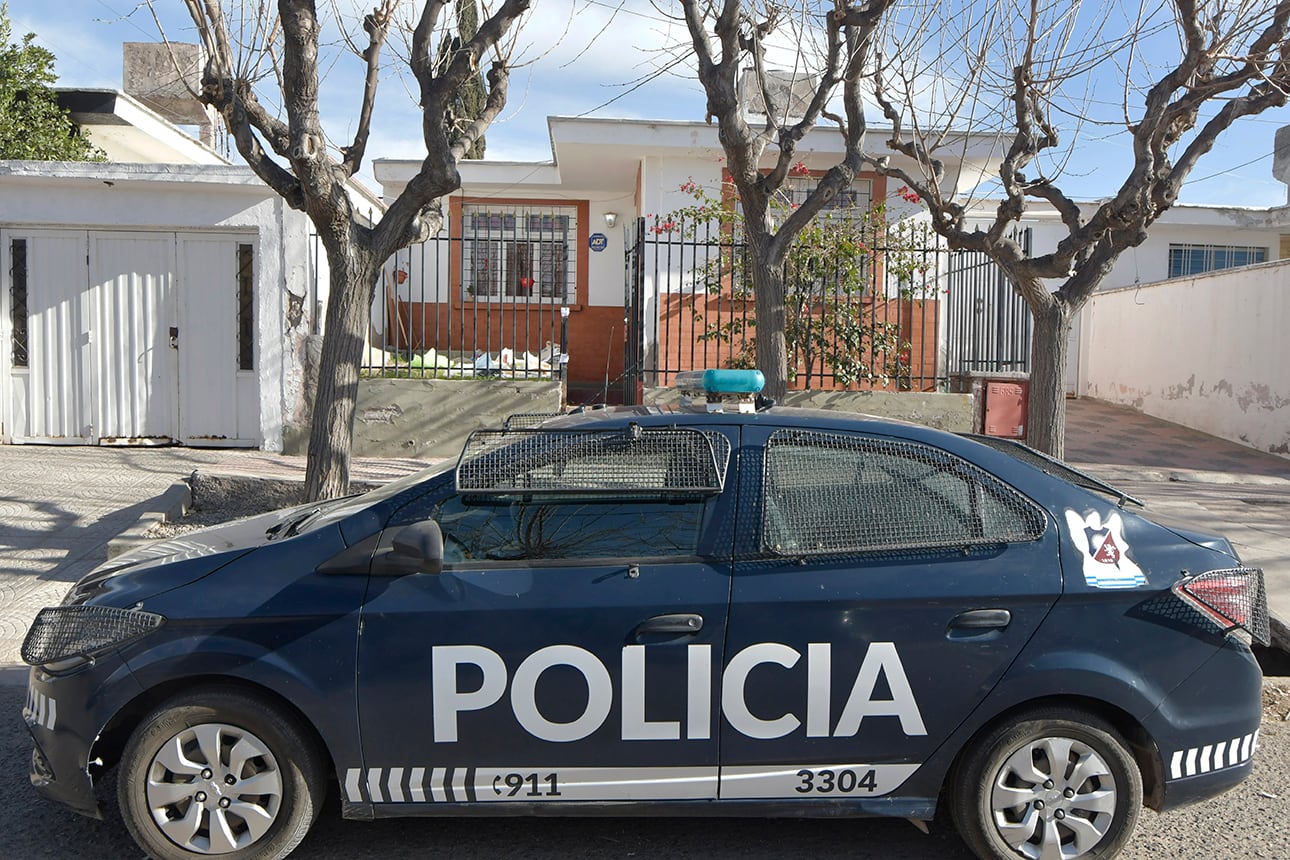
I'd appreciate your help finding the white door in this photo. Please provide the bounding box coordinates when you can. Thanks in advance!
[177,235,244,444]
[88,232,179,443]
[13,231,93,443]
[6,229,259,447]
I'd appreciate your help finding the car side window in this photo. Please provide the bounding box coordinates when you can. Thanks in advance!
[762,430,1045,555]
[433,494,707,563]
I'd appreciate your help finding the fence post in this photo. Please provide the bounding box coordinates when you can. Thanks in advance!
[559,305,570,405]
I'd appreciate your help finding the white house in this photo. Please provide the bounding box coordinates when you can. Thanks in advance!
[958,196,1289,394]
[372,116,1004,401]
[0,87,381,451]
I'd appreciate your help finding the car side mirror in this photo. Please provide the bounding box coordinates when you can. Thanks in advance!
[371,520,445,576]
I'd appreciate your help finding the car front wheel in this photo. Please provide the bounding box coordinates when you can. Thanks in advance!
[952,707,1143,860]
[117,687,325,860]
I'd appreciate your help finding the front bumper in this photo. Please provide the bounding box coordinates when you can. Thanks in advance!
[24,655,143,820]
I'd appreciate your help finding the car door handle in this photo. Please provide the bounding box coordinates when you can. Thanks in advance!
[949,609,1012,630]
[634,613,704,636]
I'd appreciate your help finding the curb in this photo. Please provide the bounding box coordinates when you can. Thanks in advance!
[0,665,28,687]
[1072,462,1290,488]
[105,480,193,561]
[1272,614,1290,654]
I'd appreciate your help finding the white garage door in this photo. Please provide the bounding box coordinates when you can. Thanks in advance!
[2,230,259,446]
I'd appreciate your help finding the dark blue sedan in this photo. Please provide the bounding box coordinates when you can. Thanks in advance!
[22,370,1267,860]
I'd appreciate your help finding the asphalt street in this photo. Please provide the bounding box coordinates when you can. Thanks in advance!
[3,683,1288,859]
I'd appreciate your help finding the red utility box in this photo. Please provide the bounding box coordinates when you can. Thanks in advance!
[982,379,1029,439]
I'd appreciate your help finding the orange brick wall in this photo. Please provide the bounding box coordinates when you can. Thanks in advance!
[392,301,624,387]
[653,293,939,392]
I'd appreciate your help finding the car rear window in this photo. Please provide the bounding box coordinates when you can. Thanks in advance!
[762,430,1046,555]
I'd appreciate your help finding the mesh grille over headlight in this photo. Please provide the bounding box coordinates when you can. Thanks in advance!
[22,606,165,666]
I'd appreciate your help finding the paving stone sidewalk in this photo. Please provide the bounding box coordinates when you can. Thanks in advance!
[0,446,432,666]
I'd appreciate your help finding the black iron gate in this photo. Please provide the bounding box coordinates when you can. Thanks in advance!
[944,229,1033,387]
[623,217,646,405]
[625,220,1033,403]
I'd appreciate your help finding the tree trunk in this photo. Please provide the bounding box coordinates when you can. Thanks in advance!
[1026,300,1073,459]
[749,234,789,402]
[304,243,379,501]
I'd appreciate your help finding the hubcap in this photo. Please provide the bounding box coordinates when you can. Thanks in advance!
[144,722,283,855]
[989,736,1117,860]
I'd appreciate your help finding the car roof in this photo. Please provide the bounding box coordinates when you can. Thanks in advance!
[542,403,948,444]
[532,403,1136,511]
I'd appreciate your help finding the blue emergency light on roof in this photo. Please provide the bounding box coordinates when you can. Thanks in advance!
[675,369,766,413]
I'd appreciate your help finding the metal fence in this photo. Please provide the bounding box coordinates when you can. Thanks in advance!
[624,216,946,402]
[943,229,1033,387]
[307,210,1032,398]
[327,206,573,381]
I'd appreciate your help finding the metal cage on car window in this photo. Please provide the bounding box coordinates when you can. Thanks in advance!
[457,425,731,496]
[761,429,1046,555]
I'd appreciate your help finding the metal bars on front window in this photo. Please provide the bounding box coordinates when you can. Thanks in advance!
[237,243,254,371]
[1167,243,1268,278]
[457,427,731,496]
[9,238,28,368]
[462,208,574,303]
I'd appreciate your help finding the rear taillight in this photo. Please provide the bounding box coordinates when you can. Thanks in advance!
[1172,568,1269,646]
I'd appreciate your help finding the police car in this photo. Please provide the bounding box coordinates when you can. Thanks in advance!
[23,369,1268,860]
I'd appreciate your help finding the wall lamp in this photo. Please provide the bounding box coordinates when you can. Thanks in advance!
[604,212,618,228]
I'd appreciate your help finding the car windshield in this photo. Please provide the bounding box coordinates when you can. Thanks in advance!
[277,458,457,538]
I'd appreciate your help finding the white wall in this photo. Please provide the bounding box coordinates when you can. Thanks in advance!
[997,209,1281,294]
[0,163,316,451]
[1084,259,1290,459]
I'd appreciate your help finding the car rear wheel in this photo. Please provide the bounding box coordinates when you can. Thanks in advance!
[952,708,1142,860]
[117,687,325,860]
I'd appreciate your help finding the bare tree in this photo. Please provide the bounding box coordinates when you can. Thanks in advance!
[172,0,530,499]
[680,0,893,402]
[871,0,1290,457]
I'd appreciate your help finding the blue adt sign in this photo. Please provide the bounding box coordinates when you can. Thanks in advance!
[588,232,609,252]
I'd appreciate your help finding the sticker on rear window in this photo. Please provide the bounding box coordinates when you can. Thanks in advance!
[1064,510,1147,589]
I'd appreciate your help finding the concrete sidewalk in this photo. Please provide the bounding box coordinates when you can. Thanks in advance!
[1063,398,1290,635]
[0,446,433,666]
[0,398,1287,669]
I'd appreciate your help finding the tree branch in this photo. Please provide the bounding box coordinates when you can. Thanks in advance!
[340,1,400,177]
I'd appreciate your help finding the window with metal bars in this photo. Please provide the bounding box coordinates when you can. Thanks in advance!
[1167,243,1268,278]
[237,243,254,371]
[10,239,27,368]
[780,175,872,215]
[461,207,575,302]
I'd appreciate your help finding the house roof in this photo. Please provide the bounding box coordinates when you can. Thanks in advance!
[56,88,229,166]
[964,196,1290,229]
[50,88,385,215]
[372,115,1006,199]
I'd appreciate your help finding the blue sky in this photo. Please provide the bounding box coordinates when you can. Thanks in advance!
[12,0,1290,208]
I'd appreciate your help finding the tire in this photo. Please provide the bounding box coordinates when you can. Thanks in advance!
[117,687,326,860]
[951,707,1143,860]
